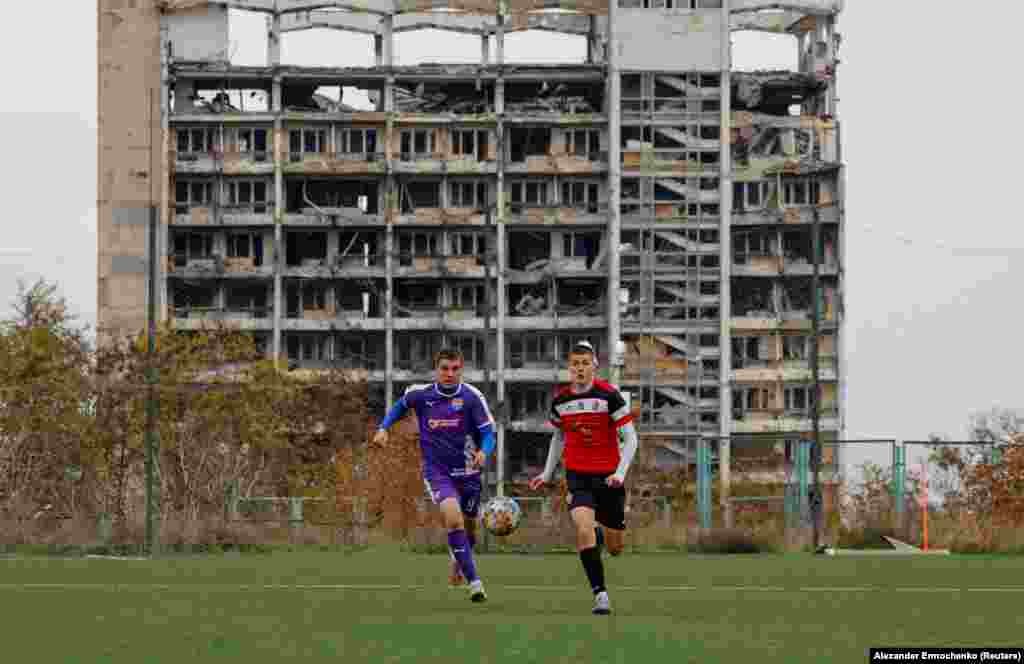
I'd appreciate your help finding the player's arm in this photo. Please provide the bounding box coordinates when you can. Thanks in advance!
[469,388,497,467]
[373,391,413,444]
[607,389,638,487]
[538,429,564,483]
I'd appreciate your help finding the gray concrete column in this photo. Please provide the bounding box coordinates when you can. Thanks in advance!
[481,34,489,65]
[383,14,395,403]
[606,0,622,386]
[718,0,734,528]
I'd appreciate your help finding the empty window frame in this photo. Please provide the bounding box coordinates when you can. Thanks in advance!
[400,129,434,161]
[509,387,550,420]
[448,181,489,208]
[398,232,440,260]
[401,181,440,212]
[508,181,550,210]
[223,180,269,213]
[289,128,327,161]
[449,232,488,257]
[508,128,551,162]
[176,127,218,156]
[563,232,602,261]
[783,386,809,412]
[450,284,486,310]
[448,334,485,365]
[337,128,378,156]
[172,231,214,263]
[561,180,601,213]
[226,127,268,160]
[566,129,602,158]
[783,335,809,361]
[783,179,821,207]
[175,181,213,213]
[509,334,555,366]
[451,130,489,160]
[226,232,264,266]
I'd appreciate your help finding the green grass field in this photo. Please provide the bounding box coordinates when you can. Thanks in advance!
[1,550,1022,663]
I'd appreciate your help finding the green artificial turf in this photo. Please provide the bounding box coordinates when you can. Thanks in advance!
[1,551,1022,663]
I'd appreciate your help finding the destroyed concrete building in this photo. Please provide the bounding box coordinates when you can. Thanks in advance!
[99,0,845,505]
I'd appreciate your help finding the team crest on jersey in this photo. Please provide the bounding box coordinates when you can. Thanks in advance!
[451,398,464,411]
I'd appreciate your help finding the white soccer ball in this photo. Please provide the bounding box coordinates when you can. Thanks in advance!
[482,496,522,537]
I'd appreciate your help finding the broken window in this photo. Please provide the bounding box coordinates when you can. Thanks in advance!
[733,278,776,317]
[508,386,551,421]
[226,285,268,317]
[508,334,555,367]
[561,180,601,213]
[401,181,440,213]
[171,282,216,314]
[176,127,217,158]
[556,281,603,315]
[508,180,550,213]
[508,231,551,270]
[567,129,601,159]
[223,180,269,213]
[285,231,327,267]
[450,284,486,312]
[171,231,214,266]
[396,282,441,316]
[285,334,328,363]
[398,232,440,262]
[783,335,809,361]
[449,232,488,257]
[782,230,813,265]
[448,334,485,365]
[334,334,381,369]
[451,130,489,160]
[395,332,442,371]
[783,179,821,207]
[175,181,213,214]
[448,181,489,208]
[289,128,327,161]
[226,232,263,266]
[296,180,379,213]
[563,232,602,268]
[509,284,548,317]
[508,128,551,163]
[400,129,434,161]
[337,128,378,158]
[336,281,378,316]
[784,386,809,413]
[227,127,268,161]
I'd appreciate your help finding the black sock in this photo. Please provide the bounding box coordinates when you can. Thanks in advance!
[580,546,606,595]
[594,526,604,551]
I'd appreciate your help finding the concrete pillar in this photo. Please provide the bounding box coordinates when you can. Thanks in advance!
[374,34,383,68]
[159,27,170,324]
[266,14,281,66]
[481,34,489,65]
[272,69,284,367]
[327,230,340,266]
[606,0,622,391]
[718,0,734,529]
[494,9,506,497]
[383,14,395,405]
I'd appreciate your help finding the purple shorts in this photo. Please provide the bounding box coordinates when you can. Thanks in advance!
[423,470,482,517]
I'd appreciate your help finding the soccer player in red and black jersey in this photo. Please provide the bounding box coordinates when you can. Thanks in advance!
[528,340,639,615]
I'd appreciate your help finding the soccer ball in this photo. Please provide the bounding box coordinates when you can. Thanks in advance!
[482,496,522,537]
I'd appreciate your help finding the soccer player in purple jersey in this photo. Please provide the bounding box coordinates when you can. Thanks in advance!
[372,349,496,603]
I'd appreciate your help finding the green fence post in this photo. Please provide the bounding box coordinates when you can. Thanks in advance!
[697,439,712,530]
[798,440,810,526]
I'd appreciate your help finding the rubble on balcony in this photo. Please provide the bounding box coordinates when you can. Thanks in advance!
[732,71,825,116]
[624,336,689,380]
[732,111,838,179]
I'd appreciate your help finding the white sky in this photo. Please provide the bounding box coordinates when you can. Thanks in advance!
[0,2,1022,474]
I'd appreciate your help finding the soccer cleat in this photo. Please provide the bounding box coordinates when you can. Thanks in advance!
[592,591,611,615]
[469,579,487,603]
[449,556,465,586]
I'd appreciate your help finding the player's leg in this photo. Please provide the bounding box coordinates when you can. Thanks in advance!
[568,481,610,615]
[595,482,628,557]
[439,496,486,601]
[450,476,482,587]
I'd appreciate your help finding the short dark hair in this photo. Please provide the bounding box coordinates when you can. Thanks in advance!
[434,348,464,367]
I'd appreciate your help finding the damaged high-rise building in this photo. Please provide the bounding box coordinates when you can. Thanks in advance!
[98,0,845,508]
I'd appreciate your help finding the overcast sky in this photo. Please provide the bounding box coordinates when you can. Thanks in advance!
[0,2,1021,473]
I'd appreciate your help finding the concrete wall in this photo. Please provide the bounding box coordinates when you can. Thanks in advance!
[98,0,163,346]
[616,10,724,71]
[163,5,229,62]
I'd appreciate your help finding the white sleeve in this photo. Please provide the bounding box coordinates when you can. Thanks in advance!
[614,421,639,479]
[540,429,564,482]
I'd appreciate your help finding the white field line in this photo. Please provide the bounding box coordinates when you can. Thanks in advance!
[0,583,1022,593]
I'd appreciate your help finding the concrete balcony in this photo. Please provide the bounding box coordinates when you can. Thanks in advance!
[283,209,386,226]
[732,204,841,227]
[393,256,487,279]
[171,308,273,331]
[172,207,274,227]
[504,206,608,227]
[283,152,387,176]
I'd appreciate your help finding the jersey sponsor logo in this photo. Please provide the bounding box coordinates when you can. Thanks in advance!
[554,398,609,416]
[428,417,462,430]
[451,398,464,411]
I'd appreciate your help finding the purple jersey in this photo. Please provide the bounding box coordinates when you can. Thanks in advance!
[402,383,495,477]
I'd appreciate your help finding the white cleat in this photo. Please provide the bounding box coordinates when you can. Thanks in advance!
[592,591,611,615]
[469,579,487,603]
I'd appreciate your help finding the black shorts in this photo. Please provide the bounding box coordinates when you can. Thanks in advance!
[565,470,627,531]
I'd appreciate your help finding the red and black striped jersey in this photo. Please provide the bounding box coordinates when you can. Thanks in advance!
[549,379,633,474]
